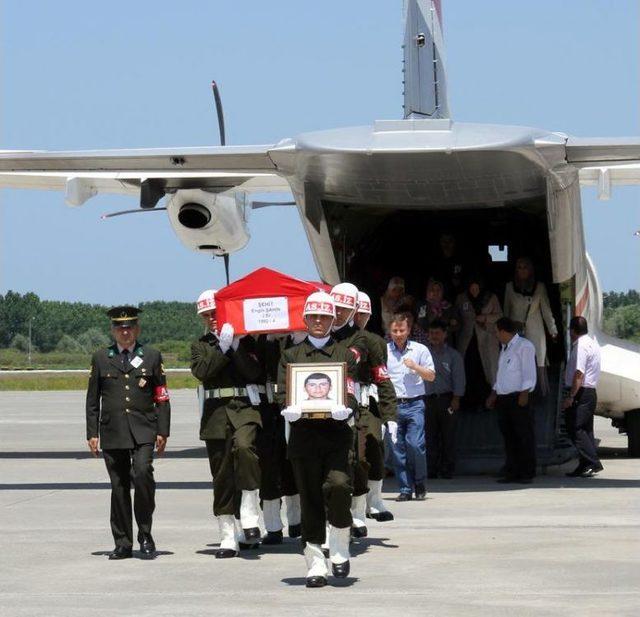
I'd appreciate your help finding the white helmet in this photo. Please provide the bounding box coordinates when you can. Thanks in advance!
[357,291,372,315]
[330,282,359,310]
[303,291,336,318]
[196,289,217,314]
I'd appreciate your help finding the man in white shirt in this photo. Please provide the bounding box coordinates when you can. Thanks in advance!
[563,316,603,477]
[387,313,436,501]
[486,317,537,484]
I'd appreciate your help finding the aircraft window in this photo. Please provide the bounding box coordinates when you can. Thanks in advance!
[488,244,508,262]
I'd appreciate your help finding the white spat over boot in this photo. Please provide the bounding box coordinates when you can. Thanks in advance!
[350,494,368,538]
[366,479,394,522]
[261,498,284,545]
[304,543,328,588]
[215,515,239,558]
[240,489,261,542]
[329,526,351,578]
[284,494,301,538]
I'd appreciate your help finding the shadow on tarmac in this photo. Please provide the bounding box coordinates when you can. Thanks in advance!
[90,550,174,558]
[281,576,359,587]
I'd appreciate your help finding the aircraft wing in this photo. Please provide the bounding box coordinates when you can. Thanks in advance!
[567,137,640,198]
[0,145,292,205]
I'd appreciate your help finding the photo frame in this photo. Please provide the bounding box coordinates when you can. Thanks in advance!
[286,362,347,419]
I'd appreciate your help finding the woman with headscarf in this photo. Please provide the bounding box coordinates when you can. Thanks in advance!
[455,275,502,407]
[380,276,408,333]
[504,257,558,394]
[416,278,458,333]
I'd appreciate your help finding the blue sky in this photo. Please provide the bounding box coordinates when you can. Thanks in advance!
[1,0,638,304]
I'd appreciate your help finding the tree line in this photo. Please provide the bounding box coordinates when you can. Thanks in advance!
[0,291,202,353]
[1,289,639,355]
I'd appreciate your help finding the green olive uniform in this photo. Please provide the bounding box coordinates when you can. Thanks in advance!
[191,333,262,516]
[356,329,398,481]
[86,342,170,549]
[276,337,358,546]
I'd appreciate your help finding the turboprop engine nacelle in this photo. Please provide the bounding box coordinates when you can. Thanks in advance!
[165,188,250,256]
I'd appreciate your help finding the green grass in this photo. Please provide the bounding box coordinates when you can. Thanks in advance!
[0,348,189,370]
[0,371,198,391]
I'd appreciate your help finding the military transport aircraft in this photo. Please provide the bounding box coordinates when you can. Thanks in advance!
[0,0,639,466]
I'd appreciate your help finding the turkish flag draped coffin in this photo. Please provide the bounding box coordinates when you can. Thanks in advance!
[214,268,327,335]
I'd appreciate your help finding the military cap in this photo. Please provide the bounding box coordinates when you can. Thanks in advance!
[107,306,141,328]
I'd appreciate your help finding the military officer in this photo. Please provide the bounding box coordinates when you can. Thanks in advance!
[255,332,301,544]
[86,306,170,560]
[191,289,263,558]
[277,291,358,588]
[353,291,398,521]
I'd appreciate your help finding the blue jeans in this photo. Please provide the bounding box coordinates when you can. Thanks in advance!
[392,398,426,494]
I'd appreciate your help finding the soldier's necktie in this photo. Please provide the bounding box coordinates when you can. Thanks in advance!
[122,348,130,369]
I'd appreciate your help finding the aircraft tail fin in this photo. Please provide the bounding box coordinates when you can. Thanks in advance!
[403,0,449,119]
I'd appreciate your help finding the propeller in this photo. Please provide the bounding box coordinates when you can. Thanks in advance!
[211,81,226,146]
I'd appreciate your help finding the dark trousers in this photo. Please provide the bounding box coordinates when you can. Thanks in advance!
[290,447,353,545]
[353,407,386,495]
[205,422,261,517]
[425,393,457,476]
[103,443,155,549]
[496,394,536,480]
[257,407,297,501]
[565,388,601,468]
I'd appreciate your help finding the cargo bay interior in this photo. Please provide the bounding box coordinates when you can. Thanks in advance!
[322,197,570,472]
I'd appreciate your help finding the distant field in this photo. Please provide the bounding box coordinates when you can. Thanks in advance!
[0,348,189,370]
[0,370,198,391]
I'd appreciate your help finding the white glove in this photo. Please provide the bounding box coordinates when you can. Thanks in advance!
[218,323,234,353]
[330,405,352,421]
[292,330,307,344]
[281,405,302,423]
[231,334,244,351]
[386,420,398,445]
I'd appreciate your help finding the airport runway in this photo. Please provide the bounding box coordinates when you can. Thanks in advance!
[0,391,638,616]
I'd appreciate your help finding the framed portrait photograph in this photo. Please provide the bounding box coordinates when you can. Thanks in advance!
[286,362,347,419]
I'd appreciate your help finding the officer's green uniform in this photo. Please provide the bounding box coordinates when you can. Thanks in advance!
[356,329,397,481]
[191,333,262,516]
[86,342,170,549]
[276,337,358,546]
[255,335,297,502]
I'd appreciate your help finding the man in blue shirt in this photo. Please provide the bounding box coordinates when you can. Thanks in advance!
[386,312,436,501]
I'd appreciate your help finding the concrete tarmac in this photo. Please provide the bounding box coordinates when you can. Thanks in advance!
[0,391,638,617]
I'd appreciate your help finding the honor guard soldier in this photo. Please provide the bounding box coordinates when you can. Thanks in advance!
[86,306,170,560]
[329,283,371,538]
[191,289,263,558]
[353,291,398,521]
[255,332,301,544]
[277,291,358,588]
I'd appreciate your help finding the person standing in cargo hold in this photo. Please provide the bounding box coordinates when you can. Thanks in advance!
[277,291,358,588]
[85,306,170,561]
[563,316,603,478]
[190,289,263,559]
[504,257,558,394]
[353,291,398,522]
[455,275,502,408]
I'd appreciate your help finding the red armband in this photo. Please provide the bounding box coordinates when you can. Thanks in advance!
[153,385,170,403]
[348,347,361,365]
[371,365,390,383]
[346,377,356,396]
